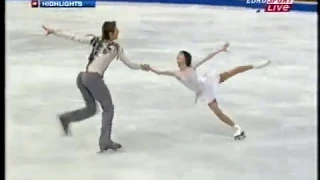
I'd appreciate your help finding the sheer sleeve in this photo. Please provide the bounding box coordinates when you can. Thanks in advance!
[53,30,97,45]
[118,47,141,70]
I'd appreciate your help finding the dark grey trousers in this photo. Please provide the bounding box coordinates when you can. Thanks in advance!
[59,72,115,150]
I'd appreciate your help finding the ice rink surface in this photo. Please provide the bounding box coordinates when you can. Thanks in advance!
[6,2,317,180]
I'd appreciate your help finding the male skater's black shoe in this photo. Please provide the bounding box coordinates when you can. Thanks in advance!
[58,116,70,135]
[98,141,122,153]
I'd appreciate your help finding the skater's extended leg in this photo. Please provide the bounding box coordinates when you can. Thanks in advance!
[58,72,97,134]
[219,60,270,83]
[59,72,97,121]
[219,65,253,83]
[82,72,121,151]
[208,100,244,138]
[208,100,235,127]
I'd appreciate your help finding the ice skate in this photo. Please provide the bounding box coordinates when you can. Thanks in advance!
[98,141,122,153]
[234,129,246,140]
[58,116,70,136]
[253,60,271,69]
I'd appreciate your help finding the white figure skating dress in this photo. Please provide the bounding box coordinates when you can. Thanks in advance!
[177,66,220,104]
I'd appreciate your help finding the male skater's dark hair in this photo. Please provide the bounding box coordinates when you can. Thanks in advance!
[87,21,118,67]
[101,21,117,40]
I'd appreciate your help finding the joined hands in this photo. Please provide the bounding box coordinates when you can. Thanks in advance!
[140,64,151,71]
[219,43,229,52]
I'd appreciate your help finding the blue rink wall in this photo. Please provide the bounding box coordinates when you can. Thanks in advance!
[97,0,317,12]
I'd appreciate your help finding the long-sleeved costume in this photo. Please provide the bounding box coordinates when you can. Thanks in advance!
[55,30,142,151]
[54,30,141,74]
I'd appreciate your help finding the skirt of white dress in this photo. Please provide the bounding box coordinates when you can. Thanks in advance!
[197,67,221,104]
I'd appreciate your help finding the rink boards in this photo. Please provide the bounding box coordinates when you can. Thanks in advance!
[5,0,317,12]
[98,0,317,12]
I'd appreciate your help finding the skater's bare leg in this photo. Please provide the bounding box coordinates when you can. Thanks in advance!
[208,100,235,127]
[220,60,271,83]
[58,72,97,134]
[208,100,243,138]
[82,72,121,151]
[219,65,253,83]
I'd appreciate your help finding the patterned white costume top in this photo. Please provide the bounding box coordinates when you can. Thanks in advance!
[54,30,141,76]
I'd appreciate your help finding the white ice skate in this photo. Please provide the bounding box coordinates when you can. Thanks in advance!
[234,129,246,140]
[253,60,271,69]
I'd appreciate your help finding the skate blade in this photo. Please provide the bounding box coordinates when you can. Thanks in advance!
[97,146,122,154]
[97,149,120,154]
[234,132,246,141]
[97,150,106,154]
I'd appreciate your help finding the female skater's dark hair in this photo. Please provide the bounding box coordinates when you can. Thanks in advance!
[180,50,192,67]
[101,21,117,40]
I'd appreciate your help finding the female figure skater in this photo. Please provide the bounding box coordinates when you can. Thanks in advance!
[42,21,149,152]
[146,43,270,140]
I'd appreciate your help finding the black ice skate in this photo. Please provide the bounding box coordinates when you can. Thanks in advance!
[234,131,246,140]
[58,116,71,136]
[98,141,122,153]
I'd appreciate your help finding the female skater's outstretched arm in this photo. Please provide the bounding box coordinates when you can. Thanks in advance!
[42,25,97,45]
[192,43,229,69]
[148,67,178,78]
